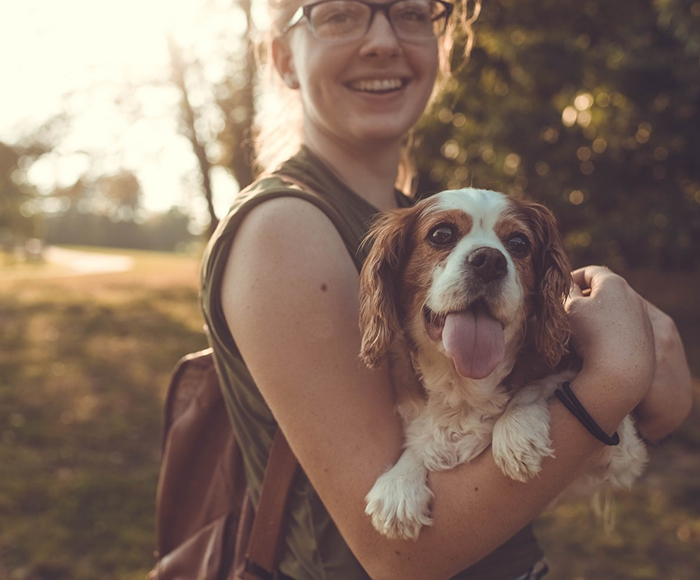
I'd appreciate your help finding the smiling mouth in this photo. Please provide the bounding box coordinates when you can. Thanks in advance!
[346,78,409,94]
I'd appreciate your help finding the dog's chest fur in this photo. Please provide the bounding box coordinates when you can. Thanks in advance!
[389,339,515,471]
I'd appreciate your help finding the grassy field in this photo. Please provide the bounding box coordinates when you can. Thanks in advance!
[0,247,698,580]
[0,248,208,580]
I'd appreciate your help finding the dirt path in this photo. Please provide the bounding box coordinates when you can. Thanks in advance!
[44,246,134,275]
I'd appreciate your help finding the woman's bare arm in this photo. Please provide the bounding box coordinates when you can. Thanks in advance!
[221,199,656,580]
[633,301,693,441]
[568,268,692,443]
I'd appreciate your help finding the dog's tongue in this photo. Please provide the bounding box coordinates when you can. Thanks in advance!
[442,305,505,379]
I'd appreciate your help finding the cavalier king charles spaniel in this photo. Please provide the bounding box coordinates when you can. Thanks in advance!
[359,188,647,540]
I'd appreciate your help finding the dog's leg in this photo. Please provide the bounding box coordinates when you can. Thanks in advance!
[492,385,554,482]
[365,447,433,540]
[417,428,492,472]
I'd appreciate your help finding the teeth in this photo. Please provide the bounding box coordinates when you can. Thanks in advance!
[423,306,446,327]
[348,78,404,92]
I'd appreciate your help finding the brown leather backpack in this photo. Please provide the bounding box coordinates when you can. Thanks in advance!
[148,348,298,580]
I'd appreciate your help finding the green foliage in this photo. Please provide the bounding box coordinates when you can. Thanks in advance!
[93,170,143,214]
[44,207,194,252]
[417,0,700,269]
[0,141,39,242]
[656,0,700,56]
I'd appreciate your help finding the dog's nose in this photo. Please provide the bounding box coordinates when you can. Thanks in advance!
[468,247,507,282]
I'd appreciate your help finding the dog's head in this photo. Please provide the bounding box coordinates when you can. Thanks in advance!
[359,188,571,382]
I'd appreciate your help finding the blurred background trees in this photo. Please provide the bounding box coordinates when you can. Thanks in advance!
[165,0,258,234]
[0,141,37,246]
[1,0,698,268]
[42,170,194,251]
[417,0,700,269]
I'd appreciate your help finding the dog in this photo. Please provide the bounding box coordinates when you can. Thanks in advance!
[358,188,648,540]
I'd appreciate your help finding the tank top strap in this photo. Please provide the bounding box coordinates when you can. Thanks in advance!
[238,173,365,273]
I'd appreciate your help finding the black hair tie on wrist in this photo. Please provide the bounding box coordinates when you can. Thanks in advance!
[555,382,620,446]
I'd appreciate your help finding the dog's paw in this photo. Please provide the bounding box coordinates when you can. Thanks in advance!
[492,405,554,482]
[601,416,649,489]
[365,469,433,540]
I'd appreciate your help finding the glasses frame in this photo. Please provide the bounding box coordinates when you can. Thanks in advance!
[281,0,454,41]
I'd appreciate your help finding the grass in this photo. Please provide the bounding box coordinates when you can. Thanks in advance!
[0,247,698,580]
[0,247,208,580]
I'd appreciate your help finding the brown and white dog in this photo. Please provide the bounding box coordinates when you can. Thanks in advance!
[359,188,647,540]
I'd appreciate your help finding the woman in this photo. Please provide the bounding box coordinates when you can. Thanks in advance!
[200,1,693,578]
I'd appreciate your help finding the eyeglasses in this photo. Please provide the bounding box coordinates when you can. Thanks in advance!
[281,0,454,42]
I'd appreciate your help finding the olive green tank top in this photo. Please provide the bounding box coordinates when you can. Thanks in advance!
[200,146,543,580]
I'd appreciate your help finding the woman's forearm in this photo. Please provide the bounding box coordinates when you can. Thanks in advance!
[633,301,693,442]
[351,367,631,580]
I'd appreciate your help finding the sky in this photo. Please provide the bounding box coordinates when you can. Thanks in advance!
[0,0,253,219]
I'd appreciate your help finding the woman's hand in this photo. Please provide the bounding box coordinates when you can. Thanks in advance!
[633,300,693,442]
[565,266,656,412]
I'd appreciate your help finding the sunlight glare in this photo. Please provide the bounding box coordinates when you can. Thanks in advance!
[0,0,206,136]
[1,0,261,215]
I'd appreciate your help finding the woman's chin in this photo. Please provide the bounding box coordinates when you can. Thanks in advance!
[343,116,419,147]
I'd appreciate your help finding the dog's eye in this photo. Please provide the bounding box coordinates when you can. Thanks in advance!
[507,234,530,256]
[428,224,456,246]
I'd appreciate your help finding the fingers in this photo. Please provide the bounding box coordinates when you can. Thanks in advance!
[564,283,583,313]
[568,281,582,296]
[566,265,655,381]
[570,265,613,292]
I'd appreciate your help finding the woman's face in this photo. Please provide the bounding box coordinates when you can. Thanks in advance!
[275,1,440,151]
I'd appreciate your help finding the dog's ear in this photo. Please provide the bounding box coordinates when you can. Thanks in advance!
[359,208,416,369]
[522,201,572,368]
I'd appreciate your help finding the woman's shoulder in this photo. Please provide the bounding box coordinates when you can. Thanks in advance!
[230,173,325,215]
[219,172,344,234]
[227,193,357,285]
[232,171,348,243]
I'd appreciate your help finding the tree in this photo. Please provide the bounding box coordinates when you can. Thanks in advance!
[0,141,39,243]
[214,0,257,191]
[166,0,258,235]
[0,114,71,246]
[168,36,219,234]
[416,0,700,269]
[94,170,143,219]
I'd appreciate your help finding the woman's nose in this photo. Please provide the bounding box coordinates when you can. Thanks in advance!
[359,12,402,57]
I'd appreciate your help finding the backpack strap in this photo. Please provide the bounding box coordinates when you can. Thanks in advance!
[243,432,298,580]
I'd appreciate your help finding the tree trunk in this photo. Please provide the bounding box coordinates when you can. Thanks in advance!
[227,0,257,190]
[167,36,219,235]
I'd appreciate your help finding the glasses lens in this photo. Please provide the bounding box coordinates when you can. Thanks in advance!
[391,0,447,38]
[309,1,370,40]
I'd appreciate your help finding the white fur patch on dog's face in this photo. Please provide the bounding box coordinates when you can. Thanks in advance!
[421,188,525,325]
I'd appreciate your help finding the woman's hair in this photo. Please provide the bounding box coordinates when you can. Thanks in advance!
[251,0,305,175]
[252,0,482,191]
